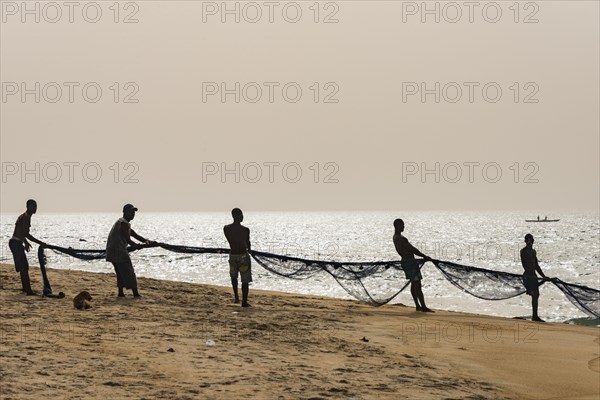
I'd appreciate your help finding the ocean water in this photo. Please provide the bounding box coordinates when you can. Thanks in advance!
[1,211,598,323]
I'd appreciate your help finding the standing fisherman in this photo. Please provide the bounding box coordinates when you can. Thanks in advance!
[393,218,433,312]
[520,233,549,322]
[224,208,252,307]
[8,199,46,295]
[106,204,154,298]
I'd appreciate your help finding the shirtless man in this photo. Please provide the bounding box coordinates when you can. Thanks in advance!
[224,208,252,307]
[520,233,548,322]
[8,199,47,295]
[393,218,433,312]
[106,204,153,298]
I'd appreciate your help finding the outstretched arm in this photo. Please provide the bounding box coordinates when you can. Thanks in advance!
[411,242,430,260]
[130,228,150,244]
[534,254,547,278]
[26,233,46,247]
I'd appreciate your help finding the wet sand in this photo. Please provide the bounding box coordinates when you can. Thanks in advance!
[1,263,598,399]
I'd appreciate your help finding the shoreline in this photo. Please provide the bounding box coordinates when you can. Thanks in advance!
[26,259,600,326]
[1,263,599,399]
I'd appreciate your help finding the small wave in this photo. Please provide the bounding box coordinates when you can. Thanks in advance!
[565,317,600,327]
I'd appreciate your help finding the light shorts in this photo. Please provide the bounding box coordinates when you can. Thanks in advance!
[229,253,252,284]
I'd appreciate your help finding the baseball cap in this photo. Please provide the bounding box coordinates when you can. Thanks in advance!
[123,204,138,212]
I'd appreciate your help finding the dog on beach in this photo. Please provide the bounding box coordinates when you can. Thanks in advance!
[73,291,92,310]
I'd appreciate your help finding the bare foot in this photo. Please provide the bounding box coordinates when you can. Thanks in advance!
[242,302,252,308]
[234,298,240,304]
[532,316,545,322]
[415,306,422,312]
[421,308,435,313]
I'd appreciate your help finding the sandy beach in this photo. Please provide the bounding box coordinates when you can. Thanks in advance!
[0,262,598,400]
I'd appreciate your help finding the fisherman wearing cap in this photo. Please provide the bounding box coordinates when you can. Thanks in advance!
[106,204,153,298]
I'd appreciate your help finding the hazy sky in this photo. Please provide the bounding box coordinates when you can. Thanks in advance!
[1,1,598,213]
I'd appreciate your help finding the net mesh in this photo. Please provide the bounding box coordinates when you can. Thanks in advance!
[251,250,420,304]
[550,279,600,319]
[433,260,530,300]
[32,243,599,318]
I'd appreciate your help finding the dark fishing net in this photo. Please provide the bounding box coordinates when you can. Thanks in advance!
[433,260,536,300]
[156,243,228,255]
[35,244,142,296]
[251,250,421,304]
[550,279,600,318]
[36,243,599,317]
[37,246,53,295]
[43,243,112,260]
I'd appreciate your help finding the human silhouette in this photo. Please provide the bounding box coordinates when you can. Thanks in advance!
[393,219,433,312]
[224,208,252,307]
[520,233,549,322]
[106,204,154,298]
[8,199,46,295]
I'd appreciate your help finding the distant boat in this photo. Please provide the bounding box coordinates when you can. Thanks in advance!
[526,218,560,222]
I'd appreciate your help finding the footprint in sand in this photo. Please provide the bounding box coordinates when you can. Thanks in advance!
[588,338,600,372]
[588,357,600,373]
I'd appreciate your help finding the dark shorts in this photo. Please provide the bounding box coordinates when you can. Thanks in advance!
[9,239,28,272]
[229,253,252,284]
[522,274,539,295]
[112,260,138,289]
[401,259,422,282]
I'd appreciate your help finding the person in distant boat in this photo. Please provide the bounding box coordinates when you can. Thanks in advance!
[544,216,547,221]
[8,199,47,295]
[520,233,549,322]
[537,216,540,221]
[224,208,252,307]
[106,204,154,298]
[393,219,433,312]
